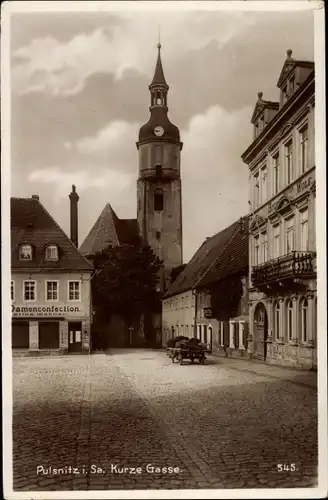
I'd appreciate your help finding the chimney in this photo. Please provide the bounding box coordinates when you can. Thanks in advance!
[69,185,79,247]
[31,194,39,200]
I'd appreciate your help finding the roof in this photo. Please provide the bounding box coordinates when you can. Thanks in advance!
[164,216,249,298]
[79,203,140,256]
[251,93,279,123]
[138,107,181,146]
[150,44,168,88]
[277,50,314,88]
[11,197,92,271]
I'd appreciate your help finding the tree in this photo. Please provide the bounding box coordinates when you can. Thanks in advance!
[92,243,163,340]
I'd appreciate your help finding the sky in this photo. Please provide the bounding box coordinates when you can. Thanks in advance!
[10,5,315,262]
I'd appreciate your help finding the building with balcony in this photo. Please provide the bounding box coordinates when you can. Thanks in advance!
[11,191,93,355]
[241,49,316,369]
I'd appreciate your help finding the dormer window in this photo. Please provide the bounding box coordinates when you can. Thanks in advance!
[19,244,33,260]
[45,244,59,261]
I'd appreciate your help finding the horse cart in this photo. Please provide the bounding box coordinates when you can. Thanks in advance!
[166,336,209,365]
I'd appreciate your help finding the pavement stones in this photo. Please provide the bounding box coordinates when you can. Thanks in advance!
[12,350,318,491]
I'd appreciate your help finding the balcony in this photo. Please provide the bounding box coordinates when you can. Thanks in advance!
[252,251,316,287]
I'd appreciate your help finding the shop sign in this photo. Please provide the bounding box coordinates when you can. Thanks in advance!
[268,176,313,213]
[12,304,81,317]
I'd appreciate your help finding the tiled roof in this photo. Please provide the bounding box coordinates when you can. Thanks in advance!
[164,216,249,298]
[150,45,168,88]
[11,197,92,271]
[79,203,140,256]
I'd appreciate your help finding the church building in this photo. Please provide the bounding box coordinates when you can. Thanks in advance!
[80,43,183,347]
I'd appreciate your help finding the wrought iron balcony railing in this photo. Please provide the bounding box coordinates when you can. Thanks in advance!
[251,251,316,286]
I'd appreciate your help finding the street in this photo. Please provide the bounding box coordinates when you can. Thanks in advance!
[12,349,317,491]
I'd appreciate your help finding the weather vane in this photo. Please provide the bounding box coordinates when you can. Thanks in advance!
[157,25,161,49]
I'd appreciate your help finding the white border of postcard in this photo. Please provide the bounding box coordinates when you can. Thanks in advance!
[2,1,327,499]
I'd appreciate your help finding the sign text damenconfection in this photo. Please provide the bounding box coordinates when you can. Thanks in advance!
[12,304,81,317]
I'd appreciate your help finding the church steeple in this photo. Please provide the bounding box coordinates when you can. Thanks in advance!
[137,43,181,148]
[149,43,169,109]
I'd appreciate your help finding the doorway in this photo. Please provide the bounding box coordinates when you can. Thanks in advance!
[68,322,82,353]
[253,303,268,361]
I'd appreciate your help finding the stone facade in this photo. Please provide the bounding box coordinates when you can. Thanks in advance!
[242,51,316,369]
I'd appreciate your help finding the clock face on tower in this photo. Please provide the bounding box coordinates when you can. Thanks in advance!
[154,126,164,137]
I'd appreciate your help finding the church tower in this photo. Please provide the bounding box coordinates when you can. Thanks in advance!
[137,43,183,286]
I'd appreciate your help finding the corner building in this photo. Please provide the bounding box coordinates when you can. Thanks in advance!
[11,195,92,355]
[241,50,316,369]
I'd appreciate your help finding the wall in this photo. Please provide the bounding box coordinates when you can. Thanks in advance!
[162,289,195,346]
[11,271,92,354]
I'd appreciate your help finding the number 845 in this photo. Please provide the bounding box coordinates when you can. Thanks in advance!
[277,463,297,472]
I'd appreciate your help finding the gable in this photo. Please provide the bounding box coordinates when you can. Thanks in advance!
[79,203,140,256]
[11,198,92,271]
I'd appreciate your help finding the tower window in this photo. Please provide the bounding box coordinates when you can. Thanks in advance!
[156,90,162,105]
[156,164,162,177]
[156,231,161,240]
[154,188,164,212]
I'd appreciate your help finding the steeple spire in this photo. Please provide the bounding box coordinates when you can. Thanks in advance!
[150,42,168,89]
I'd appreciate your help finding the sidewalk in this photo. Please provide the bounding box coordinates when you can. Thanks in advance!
[208,354,317,388]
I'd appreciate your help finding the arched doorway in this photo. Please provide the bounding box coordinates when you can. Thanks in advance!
[253,302,268,361]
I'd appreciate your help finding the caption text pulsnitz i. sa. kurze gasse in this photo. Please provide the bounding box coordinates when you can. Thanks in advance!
[36,464,182,475]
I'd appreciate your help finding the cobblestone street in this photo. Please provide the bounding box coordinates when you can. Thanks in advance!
[12,349,318,491]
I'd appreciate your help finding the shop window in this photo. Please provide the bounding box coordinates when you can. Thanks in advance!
[12,321,29,349]
[39,322,59,349]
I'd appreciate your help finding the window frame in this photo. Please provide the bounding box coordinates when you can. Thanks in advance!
[45,280,59,302]
[273,301,280,340]
[45,244,59,262]
[284,139,293,186]
[272,151,280,195]
[23,280,37,302]
[254,172,260,208]
[261,231,268,263]
[67,280,81,302]
[254,235,260,266]
[284,216,295,254]
[287,299,294,340]
[260,165,268,204]
[19,243,33,261]
[299,123,309,174]
[273,223,281,259]
[300,208,309,252]
[301,297,308,343]
[154,188,164,212]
